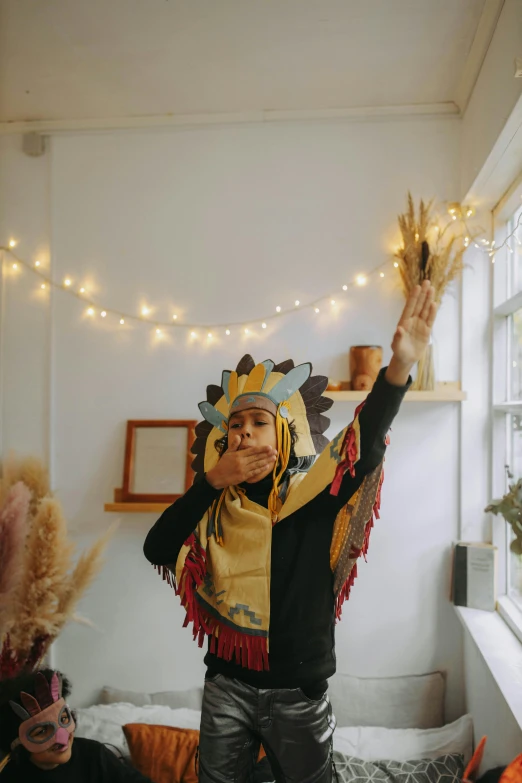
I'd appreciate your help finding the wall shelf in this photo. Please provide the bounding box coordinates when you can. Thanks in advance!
[104,501,170,513]
[105,381,466,513]
[326,382,466,403]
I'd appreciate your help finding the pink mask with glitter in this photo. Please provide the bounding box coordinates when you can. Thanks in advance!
[9,672,75,754]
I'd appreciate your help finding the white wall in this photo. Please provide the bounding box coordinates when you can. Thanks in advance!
[0,117,465,715]
[464,634,522,770]
[0,135,50,459]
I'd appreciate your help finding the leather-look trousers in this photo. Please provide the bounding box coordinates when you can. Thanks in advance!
[198,673,337,783]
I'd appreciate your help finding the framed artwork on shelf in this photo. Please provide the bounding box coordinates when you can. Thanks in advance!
[121,419,197,503]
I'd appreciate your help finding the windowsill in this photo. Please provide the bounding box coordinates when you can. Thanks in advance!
[498,596,522,644]
[454,605,522,731]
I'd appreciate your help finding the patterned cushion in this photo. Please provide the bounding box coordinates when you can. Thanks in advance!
[252,753,464,783]
[333,752,465,783]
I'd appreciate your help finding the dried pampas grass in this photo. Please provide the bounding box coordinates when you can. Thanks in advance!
[0,483,30,636]
[0,455,116,677]
[8,497,74,654]
[395,193,470,391]
[57,523,118,621]
[0,453,51,517]
[395,192,467,304]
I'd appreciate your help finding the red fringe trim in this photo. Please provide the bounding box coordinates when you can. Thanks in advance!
[335,562,358,621]
[169,534,269,672]
[330,402,365,497]
[335,463,386,621]
[155,564,175,589]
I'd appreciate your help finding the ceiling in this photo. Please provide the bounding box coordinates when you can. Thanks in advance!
[0,0,493,126]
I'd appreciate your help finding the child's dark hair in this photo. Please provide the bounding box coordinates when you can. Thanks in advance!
[214,418,299,460]
[0,668,72,763]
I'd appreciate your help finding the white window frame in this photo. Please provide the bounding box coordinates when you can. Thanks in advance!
[492,173,522,642]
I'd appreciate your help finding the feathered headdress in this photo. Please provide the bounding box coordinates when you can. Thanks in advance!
[191,354,332,520]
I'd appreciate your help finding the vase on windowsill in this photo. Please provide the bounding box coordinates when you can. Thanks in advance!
[394,193,468,393]
[411,338,435,391]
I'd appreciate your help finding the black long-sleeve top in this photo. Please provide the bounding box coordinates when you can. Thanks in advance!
[144,368,410,690]
[1,739,151,782]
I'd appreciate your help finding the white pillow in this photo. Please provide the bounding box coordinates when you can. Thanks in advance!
[99,685,203,710]
[332,714,473,765]
[75,703,202,757]
[330,672,445,729]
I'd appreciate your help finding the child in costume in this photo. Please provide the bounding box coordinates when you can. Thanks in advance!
[144,281,438,782]
[0,668,151,782]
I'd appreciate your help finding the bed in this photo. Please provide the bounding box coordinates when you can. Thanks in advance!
[74,672,473,783]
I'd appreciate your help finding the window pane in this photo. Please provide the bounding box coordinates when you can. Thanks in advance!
[508,527,522,610]
[500,202,522,610]
[511,312,522,399]
[510,414,522,473]
[508,204,522,296]
[508,415,522,606]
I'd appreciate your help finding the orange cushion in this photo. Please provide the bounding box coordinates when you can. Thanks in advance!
[463,736,487,782]
[501,754,522,783]
[123,723,199,783]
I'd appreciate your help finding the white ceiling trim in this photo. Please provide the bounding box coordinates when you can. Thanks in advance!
[454,0,506,114]
[0,102,460,135]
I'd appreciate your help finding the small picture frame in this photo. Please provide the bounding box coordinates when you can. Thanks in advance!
[121,420,197,503]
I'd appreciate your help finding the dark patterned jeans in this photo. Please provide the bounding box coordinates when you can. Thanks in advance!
[198,673,337,783]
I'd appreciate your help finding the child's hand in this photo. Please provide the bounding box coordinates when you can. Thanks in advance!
[386,280,438,386]
[206,435,277,489]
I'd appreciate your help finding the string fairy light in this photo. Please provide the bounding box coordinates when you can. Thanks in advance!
[0,242,394,339]
[4,199,509,341]
[444,202,522,263]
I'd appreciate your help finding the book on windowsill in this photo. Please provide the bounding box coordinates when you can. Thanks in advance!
[452,542,497,612]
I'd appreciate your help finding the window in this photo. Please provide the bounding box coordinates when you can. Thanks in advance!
[492,195,522,623]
